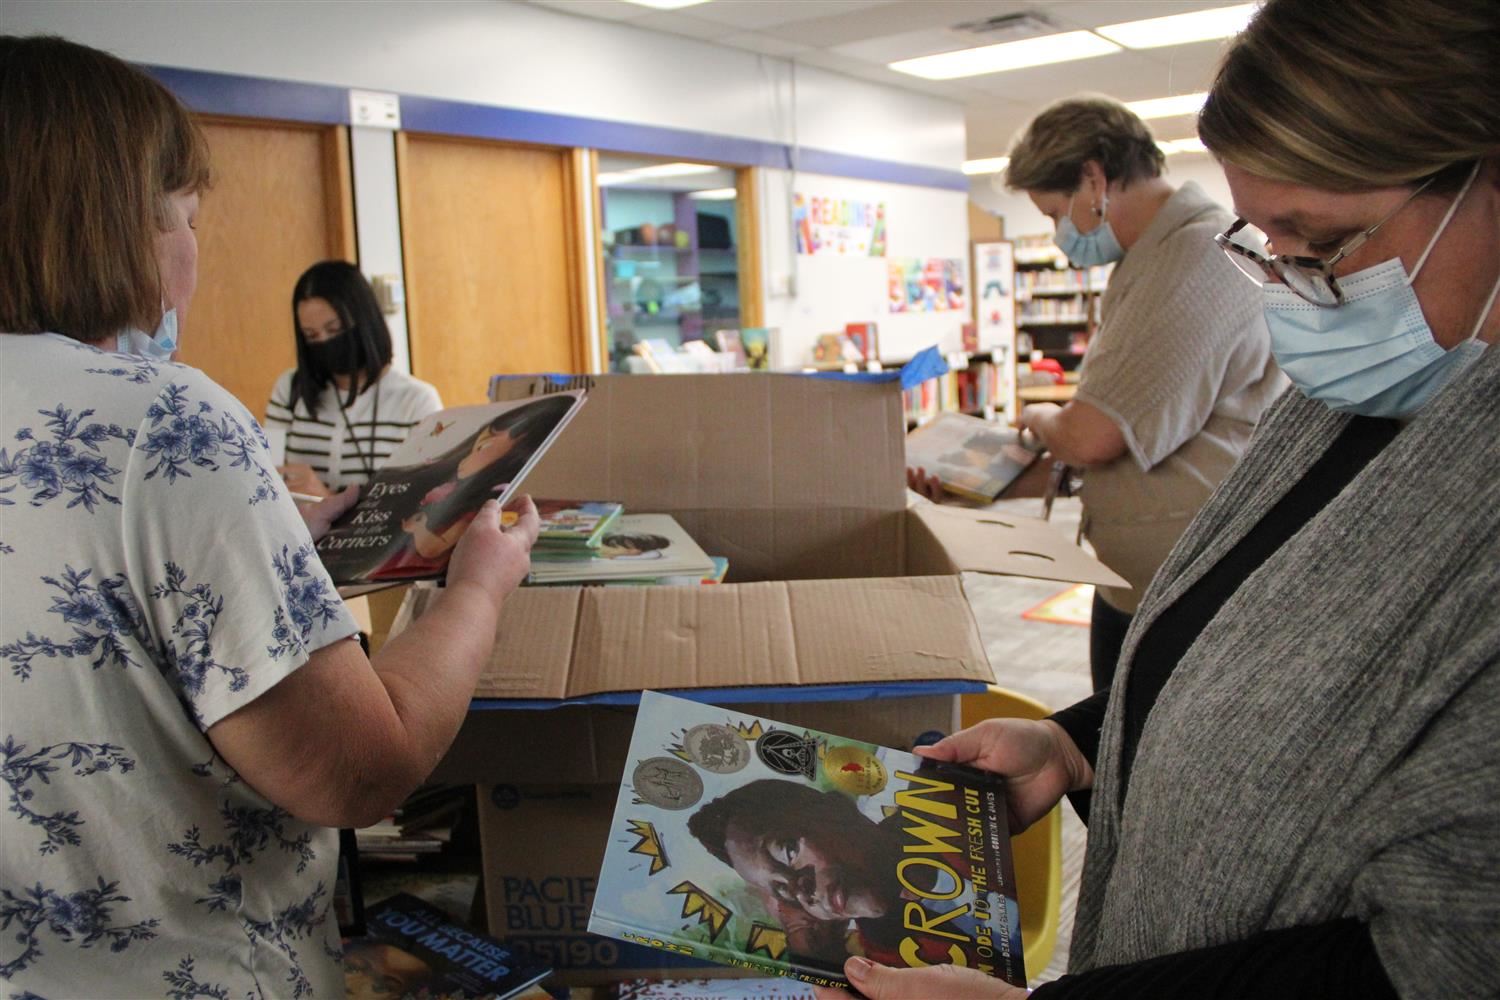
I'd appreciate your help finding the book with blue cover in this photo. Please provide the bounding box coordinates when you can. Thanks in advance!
[345,893,552,999]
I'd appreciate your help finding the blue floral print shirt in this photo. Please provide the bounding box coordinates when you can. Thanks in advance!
[0,333,360,998]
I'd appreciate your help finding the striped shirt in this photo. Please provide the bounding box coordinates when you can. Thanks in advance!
[264,366,443,489]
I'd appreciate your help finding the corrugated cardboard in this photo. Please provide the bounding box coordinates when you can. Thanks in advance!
[392,372,1124,983]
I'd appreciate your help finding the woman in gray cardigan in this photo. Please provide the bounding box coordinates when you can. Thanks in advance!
[822,0,1500,998]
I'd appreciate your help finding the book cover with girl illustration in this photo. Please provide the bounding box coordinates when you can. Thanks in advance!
[315,390,586,588]
[590,692,1026,992]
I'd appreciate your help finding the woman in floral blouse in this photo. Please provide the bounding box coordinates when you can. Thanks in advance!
[0,35,540,997]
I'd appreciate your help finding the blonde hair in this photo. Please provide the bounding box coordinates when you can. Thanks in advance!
[0,35,211,342]
[1005,95,1165,193]
[1199,0,1500,192]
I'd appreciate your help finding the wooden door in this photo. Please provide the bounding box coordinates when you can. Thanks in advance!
[398,134,585,405]
[183,117,355,419]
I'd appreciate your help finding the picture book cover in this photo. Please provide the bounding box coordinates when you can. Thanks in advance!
[589,692,1027,991]
[714,329,748,368]
[345,893,552,1000]
[905,412,1038,503]
[526,513,717,585]
[315,390,586,589]
[532,499,624,549]
[738,327,773,371]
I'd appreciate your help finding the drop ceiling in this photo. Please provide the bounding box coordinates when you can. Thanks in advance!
[525,0,1244,162]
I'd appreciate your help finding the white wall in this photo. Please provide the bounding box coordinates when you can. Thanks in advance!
[760,170,970,367]
[3,0,965,171]
[968,154,1236,242]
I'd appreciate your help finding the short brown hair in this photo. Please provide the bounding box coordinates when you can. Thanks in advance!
[1199,0,1500,192]
[0,35,210,343]
[1005,95,1165,194]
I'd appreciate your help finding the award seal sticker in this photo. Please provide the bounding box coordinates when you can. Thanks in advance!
[684,723,750,773]
[755,729,819,779]
[632,756,704,810]
[821,745,888,796]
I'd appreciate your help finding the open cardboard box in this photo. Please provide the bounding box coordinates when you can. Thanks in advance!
[389,371,1124,982]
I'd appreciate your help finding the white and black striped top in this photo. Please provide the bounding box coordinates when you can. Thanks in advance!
[264,367,443,489]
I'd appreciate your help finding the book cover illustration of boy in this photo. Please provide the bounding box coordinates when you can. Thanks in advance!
[316,391,584,586]
[590,692,1026,991]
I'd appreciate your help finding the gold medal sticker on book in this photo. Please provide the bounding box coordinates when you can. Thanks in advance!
[589,691,1027,991]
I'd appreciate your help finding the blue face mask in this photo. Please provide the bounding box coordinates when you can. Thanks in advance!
[117,306,179,361]
[1262,166,1496,419]
[1054,188,1124,268]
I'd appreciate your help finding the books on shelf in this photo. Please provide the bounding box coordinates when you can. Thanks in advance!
[905,411,1039,503]
[526,513,718,586]
[590,691,1027,991]
[345,893,551,1000]
[316,391,587,593]
[356,783,469,863]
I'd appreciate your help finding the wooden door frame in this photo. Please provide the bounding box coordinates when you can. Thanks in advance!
[734,166,765,329]
[395,131,591,380]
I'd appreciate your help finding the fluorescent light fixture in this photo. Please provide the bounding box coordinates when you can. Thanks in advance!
[1096,4,1258,50]
[688,187,738,200]
[1126,92,1208,120]
[962,156,1011,176]
[596,162,720,186]
[891,30,1120,80]
[625,162,719,179]
[620,0,712,9]
[1157,137,1210,156]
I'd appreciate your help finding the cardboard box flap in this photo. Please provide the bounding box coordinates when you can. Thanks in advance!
[489,373,907,515]
[567,576,992,697]
[912,503,1129,588]
[399,575,996,702]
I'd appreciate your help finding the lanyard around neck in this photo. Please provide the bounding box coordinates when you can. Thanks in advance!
[336,377,380,481]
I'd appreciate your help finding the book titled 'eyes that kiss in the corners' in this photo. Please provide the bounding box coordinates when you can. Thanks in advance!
[589,691,1026,991]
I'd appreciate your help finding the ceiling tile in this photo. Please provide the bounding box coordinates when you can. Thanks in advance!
[629,9,731,41]
[717,31,814,58]
[681,0,898,32]
[526,0,647,23]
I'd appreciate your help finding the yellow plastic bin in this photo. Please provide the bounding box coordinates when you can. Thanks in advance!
[959,686,1063,979]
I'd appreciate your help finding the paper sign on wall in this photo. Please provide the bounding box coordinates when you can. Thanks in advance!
[794,192,887,256]
[887,257,966,314]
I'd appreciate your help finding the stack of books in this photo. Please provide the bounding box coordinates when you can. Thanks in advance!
[525,509,724,587]
[355,784,467,863]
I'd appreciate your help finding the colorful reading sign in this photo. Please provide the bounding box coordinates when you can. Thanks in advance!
[887,257,967,314]
[794,193,887,257]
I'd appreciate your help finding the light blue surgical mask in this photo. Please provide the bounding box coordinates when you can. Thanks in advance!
[1262,165,1496,418]
[1054,188,1124,268]
[117,306,179,361]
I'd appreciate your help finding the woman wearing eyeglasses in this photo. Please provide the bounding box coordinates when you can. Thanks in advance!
[819,1,1499,998]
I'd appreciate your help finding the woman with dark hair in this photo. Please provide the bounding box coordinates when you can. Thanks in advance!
[265,260,441,497]
[827,0,1499,998]
[0,35,539,997]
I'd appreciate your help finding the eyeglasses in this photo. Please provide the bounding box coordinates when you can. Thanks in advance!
[1214,176,1436,307]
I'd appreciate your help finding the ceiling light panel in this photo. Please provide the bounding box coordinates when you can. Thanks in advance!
[619,0,712,10]
[1126,92,1208,120]
[1096,4,1259,50]
[890,30,1121,80]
